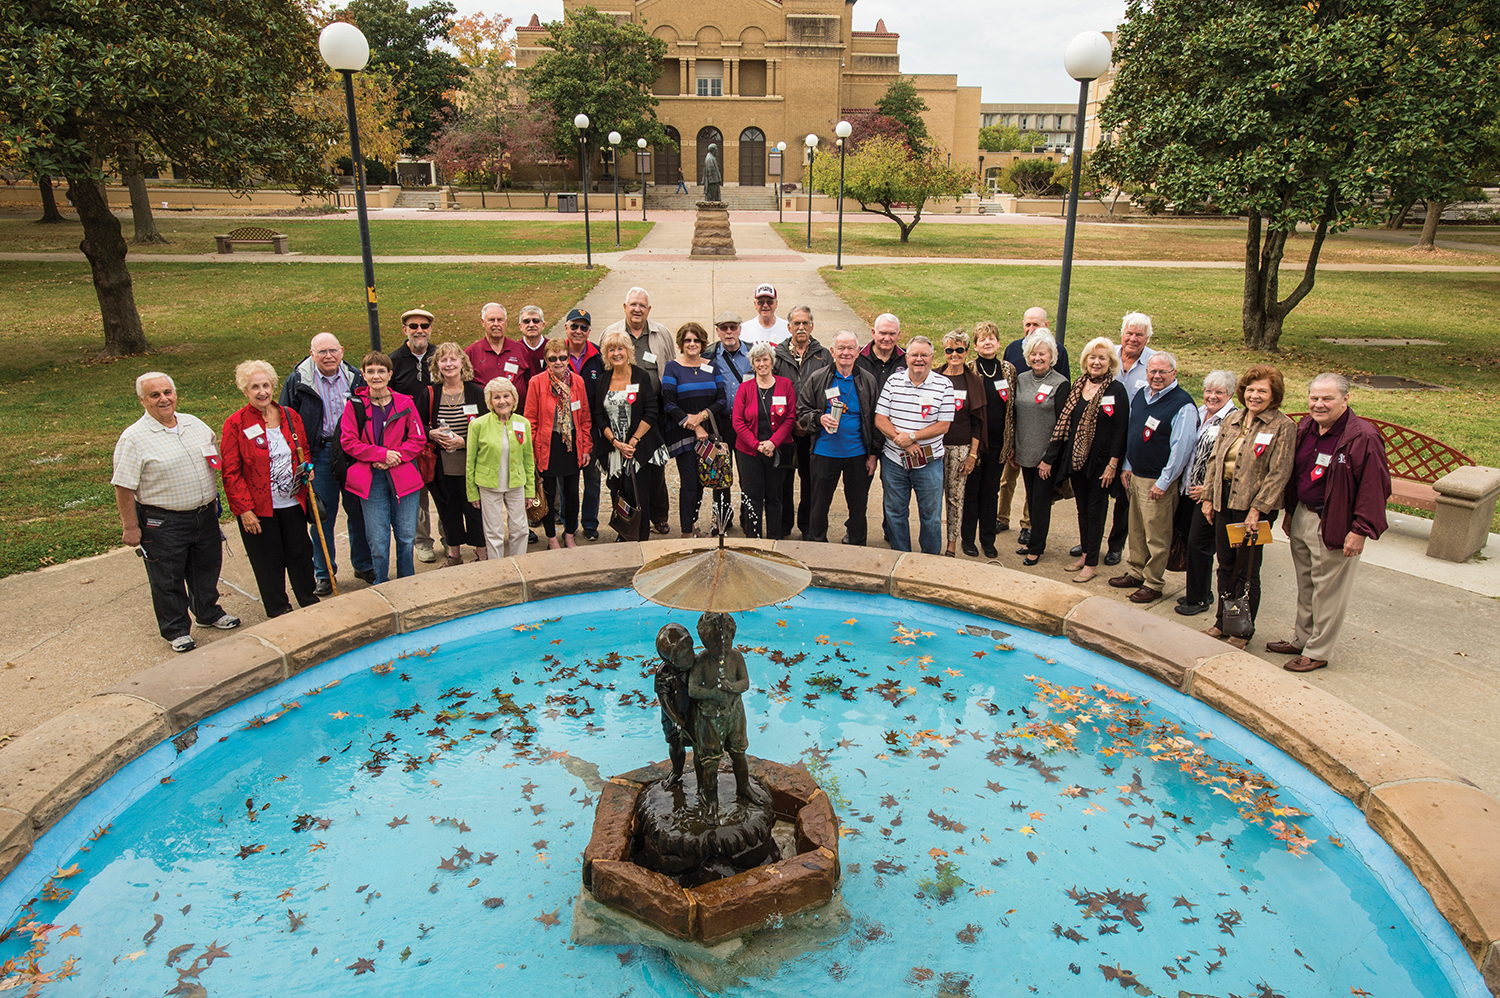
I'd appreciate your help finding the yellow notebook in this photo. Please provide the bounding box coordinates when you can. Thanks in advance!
[1224,521,1273,546]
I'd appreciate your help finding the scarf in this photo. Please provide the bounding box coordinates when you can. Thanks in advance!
[549,370,574,451]
[1187,402,1236,489]
[1049,372,1112,473]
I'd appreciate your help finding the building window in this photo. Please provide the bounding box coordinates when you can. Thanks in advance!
[696,59,723,97]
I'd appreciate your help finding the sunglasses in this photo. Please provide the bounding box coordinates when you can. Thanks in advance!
[944,346,966,354]
[547,355,569,363]
[521,317,543,324]
[567,323,590,331]
[406,322,431,330]
[717,324,740,331]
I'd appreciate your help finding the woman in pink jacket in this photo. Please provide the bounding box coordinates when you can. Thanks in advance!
[731,341,796,539]
[340,351,428,583]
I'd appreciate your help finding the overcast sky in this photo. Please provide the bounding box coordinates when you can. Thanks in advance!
[452,0,1128,105]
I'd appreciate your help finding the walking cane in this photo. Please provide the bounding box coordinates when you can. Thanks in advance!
[296,438,339,597]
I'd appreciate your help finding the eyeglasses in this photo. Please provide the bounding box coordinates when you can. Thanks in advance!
[313,348,341,356]
[717,324,740,331]
[406,322,431,330]
[682,337,702,345]
[547,355,569,363]
[944,346,967,354]
[520,317,543,324]
[567,323,589,331]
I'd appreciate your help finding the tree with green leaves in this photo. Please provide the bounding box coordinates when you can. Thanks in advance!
[978,124,1046,153]
[875,78,931,156]
[810,135,974,242]
[1098,0,1500,351]
[328,0,468,156]
[520,6,671,173]
[0,0,337,355]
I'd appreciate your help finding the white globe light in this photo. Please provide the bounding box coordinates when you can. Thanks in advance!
[574,113,590,129]
[835,120,852,138]
[319,22,370,72]
[805,133,819,148]
[609,130,621,145]
[776,141,786,152]
[637,137,647,148]
[1064,31,1113,82]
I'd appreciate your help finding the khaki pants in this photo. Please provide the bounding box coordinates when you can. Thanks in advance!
[1125,475,1178,589]
[1288,504,1363,662]
[997,460,1030,530]
[478,485,528,558]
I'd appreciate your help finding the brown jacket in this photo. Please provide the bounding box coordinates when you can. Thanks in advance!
[1204,408,1297,513]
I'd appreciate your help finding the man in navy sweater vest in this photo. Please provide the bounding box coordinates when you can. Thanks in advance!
[1111,352,1199,602]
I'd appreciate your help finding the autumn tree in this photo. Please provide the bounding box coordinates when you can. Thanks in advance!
[1098,0,1500,351]
[809,135,974,242]
[875,78,931,156]
[837,110,911,154]
[301,69,412,175]
[978,124,1047,153]
[0,0,337,355]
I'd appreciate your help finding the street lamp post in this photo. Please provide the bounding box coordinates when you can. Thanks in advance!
[319,21,381,351]
[1056,31,1113,346]
[608,131,622,246]
[834,120,851,270]
[574,113,592,270]
[636,138,649,222]
[804,133,819,250]
[774,141,786,223]
[978,154,986,195]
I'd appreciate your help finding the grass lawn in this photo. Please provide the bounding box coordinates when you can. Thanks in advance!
[0,260,605,577]
[824,262,1500,527]
[1433,226,1500,246]
[0,217,651,257]
[773,221,1499,267]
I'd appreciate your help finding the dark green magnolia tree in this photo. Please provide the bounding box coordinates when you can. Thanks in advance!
[521,6,671,171]
[0,0,338,355]
[328,0,467,156]
[875,78,931,156]
[1098,0,1500,351]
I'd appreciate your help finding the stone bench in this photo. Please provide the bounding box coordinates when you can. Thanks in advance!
[214,226,289,254]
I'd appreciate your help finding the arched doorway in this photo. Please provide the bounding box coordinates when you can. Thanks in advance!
[654,126,681,187]
[739,127,766,186]
[696,126,723,188]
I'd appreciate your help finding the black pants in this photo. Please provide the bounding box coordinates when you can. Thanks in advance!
[808,453,872,544]
[1021,466,1055,555]
[137,502,228,640]
[649,458,671,529]
[542,470,581,536]
[779,433,813,538]
[239,504,320,617]
[1071,470,1112,566]
[961,444,1004,546]
[1182,499,1216,604]
[673,451,730,534]
[431,464,484,548]
[610,462,668,541]
[1107,486,1130,554]
[1213,506,1278,632]
[736,451,786,539]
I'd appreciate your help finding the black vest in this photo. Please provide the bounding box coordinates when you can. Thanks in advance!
[1127,383,1194,478]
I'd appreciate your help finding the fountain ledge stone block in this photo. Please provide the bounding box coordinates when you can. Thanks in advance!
[690,847,838,945]
[774,541,902,594]
[582,781,638,889]
[251,588,397,677]
[102,633,288,733]
[375,557,525,632]
[514,544,644,602]
[1063,595,1236,690]
[0,807,34,879]
[890,557,1088,636]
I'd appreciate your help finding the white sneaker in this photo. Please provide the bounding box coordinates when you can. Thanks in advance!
[415,545,437,563]
[171,635,196,653]
[210,614,241,630]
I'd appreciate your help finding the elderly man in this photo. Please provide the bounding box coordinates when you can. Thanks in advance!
[857,312,907,390]
[465,303,531,407]
[516,304,550,380]
[774,305,832,537]
[602,286,676,391]
[113,372,240,652]
[875,336,955,554]
[1110,351,1198,603]
[798,331,879,544]
[564,308,607,540]
[744,283,789,346]
[1271,374,1392,673]
[702,311,752,533]
[281,333,373,594]
[998,306,1048,543]
[1003,305,1068,379]
[390,308,441,563]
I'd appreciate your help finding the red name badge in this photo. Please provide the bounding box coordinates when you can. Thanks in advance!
[1311,464,1325,481]
[514,427,525,444]
[1036,391,1048,404]
[1000,389,1009,402]
[1254,443,1268,457]
[921,404,935,418]
[1103,404,1114,417]
[626,392,637,404]
[206,454,221,470]
[1142,428,1153,441]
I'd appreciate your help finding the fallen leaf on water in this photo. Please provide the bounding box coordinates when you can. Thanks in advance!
[535,908,560,928]
[347,957,375,975]
[483,897,505,909]
[467,878,480,888]
[165,943,194,966]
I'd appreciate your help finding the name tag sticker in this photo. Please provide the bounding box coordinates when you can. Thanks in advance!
[1038,383,1055,397]
[462,404,479,416]
[243,425,263,439]
[953,389,967,410]
[643,352,657,364]
[570,400,582,412]
[1255,432,1274,446]
[1101,395,1114,405]
[504,362,518,373]
[772,396,787,406]
[1144,416,1161,430]
[996,379,1009,390]
[700,363,714,374]
[826,387,841,399]
[1315,452,1332,467]
[742,373,755,383]
[627,384,639,394]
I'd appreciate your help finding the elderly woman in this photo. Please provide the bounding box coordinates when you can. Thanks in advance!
[525,338,592,549]
[594,329,669,541]
[1174,370,1239,615]
[466,377,535,558]
[662,321,730,537]
[937,329,988,557]
[418,342,488,566]
[1040,337,1130,582]
[732,341,797,539]
[1201,365,1297,648]
[1012,328,1068,566]
[340,351,428,584]
[961,321,1016,559]
[221,360,319,616]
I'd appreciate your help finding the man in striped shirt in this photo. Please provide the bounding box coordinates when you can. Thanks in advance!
[874,337,954,554]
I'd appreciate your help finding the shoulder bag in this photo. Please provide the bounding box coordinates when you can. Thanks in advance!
[696,410,734,490]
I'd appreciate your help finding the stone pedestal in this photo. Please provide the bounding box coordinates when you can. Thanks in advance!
[689,201,736,260]
[1428,465,1500,562]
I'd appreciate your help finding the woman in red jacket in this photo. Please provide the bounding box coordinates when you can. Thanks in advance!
[731,341,796,539]
[221,360,319,617]
[524,338,593,548]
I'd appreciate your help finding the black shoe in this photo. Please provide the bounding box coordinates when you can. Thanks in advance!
[840,535,852,545]
[1017,528,1031,546]
[1070,545,1084,557]
[583,529,599,541]
[1103,549,1122,566]
[353,569,377,584]
[961,541,979,557]
[1175,600,1213,616]
[1016,545,1031,555]
[982,543,998,559]
[528,530,539,545]
[995,521,1009,533]
[313,579,334,597]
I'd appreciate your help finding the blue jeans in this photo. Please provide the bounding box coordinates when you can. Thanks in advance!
[881,453,944,554]
[310,444,371,580]
[361,470,420,583]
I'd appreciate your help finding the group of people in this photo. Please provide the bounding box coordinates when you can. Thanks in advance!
[112,285,1392,674]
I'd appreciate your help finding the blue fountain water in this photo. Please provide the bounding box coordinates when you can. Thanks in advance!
[0,589,1485,997]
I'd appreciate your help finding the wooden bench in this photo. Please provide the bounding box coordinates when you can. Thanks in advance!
[1286,413,1471,511]
[214,226,289,254]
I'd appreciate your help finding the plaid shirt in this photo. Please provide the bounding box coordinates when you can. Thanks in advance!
[111,412,219,510]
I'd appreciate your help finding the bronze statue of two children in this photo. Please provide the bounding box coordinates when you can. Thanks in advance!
[654,612,750,814]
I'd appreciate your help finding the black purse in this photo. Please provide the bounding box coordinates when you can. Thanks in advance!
[1219,540,1257,638]
[609,467,643,539]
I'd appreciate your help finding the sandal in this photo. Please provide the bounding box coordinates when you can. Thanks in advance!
[1073,567,1096,583]
[1066,557,1086,572]
[441,555,464,568]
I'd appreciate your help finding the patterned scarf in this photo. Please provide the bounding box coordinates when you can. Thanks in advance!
[548,369,574,451]
[1187,402,1236,488]
[1049,372,1113,473]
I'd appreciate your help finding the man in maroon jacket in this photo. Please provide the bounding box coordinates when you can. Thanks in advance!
[1270,373,1392,672]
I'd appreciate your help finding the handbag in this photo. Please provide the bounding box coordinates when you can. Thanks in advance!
[526,470,549,525]
[609,467,643,539]
[697,411,733,489]
[1218,539,1257,638]
[416,388,438,483]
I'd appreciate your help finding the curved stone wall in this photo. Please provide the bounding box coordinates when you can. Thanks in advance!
[1,541,1495,992]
